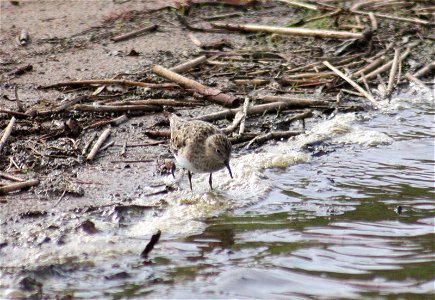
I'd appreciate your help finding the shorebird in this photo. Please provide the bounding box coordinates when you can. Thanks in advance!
[169,114,233,190]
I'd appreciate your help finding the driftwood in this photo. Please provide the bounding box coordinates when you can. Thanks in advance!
[170,55,207,73]
[74,104,163,113]
[323,61,379,108]
[0,117,16,152]
[87,128,111,161]
[211,22,364,39]
[152,65,239,107]
[40,79,178,90]
[111,24,158,42]
[0,179,39,194]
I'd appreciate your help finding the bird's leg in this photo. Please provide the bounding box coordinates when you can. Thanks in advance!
[188,170,193,191]
[209,173,213,190]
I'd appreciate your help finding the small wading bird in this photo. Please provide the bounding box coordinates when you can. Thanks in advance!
[169,114,233,190]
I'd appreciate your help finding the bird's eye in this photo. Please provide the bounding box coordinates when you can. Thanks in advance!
[216,149,221,154]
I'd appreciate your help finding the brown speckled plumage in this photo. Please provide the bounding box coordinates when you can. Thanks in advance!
[169,114,232,190]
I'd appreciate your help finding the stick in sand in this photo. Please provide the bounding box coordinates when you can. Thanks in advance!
[323,61,379,108]
[87,128,111,161]
[0,117,16,152]
[152,65,239,107]
[0,180,39,194]
[170,55,207,74]
[211,22,364,39]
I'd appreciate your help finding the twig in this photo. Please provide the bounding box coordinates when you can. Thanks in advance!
[281,110,313,126]
[99,140,115,152]
[413,62,435,78]
[261,96,333,107]
[17,29,29,46]
[360,72,372,96]
[170,55,207,73]
[7,64,32,76]
[111,159,154,164]
[176,13,222,33]
[323,61,379,108]
[239,97,250,134]
[105,99,200,107]
[84,114,128,130]
[361,42,418,81]
[202,12,243,21]
[82,132,97,155]
[14,86,25,112]
[152,65,239,107]
[211,22,364,39]
[0,109,30,119]
[386,48,401,97]
[111,24,158,42]
[87,128,111,161]
[188,33,203,47]
[74,104,163,113]
[405,73,429,89]
[120,141,127,157]
[341,89,363,97]
[196,102,302,122]
[40,79,178,90]
[140,230,161,258]
[37,95,88,115]
[368,12,377,31]
[246,131,303,149]
[0,172,25,182]
[277,0,318,10]
[351,10,431,26]
[0,179,39,194]
[352,56,386,78]
[52,188,67,208]
[222,111,244,134]
[0,117,16,153]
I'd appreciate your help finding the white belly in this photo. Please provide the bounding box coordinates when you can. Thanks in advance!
[174,154,205,173]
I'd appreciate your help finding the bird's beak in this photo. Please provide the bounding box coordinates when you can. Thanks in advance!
[225,161,233,178]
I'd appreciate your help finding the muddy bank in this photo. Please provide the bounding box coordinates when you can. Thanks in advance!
[1,0,432,219]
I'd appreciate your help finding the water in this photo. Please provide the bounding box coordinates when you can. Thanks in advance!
[1,85,434,299]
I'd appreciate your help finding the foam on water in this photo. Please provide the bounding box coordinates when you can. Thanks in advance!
[129,112,394,238]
